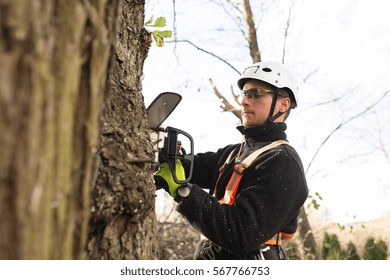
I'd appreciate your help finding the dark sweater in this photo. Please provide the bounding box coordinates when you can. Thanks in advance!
[177,122,308,259]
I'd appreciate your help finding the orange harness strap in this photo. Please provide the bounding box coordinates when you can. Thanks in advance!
[214,140,296,244]
[215,140,290,205]
[263,231,296,246]
[217,161,248,205]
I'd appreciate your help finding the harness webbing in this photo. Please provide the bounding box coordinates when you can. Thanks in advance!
[213,140,295,246]
[263,231,295,246]
[215,140,290,205]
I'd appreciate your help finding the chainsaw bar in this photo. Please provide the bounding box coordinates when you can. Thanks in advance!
[147,92,182,130]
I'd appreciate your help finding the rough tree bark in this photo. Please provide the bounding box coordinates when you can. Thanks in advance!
[0,0,157,259]
[85,0,158,260]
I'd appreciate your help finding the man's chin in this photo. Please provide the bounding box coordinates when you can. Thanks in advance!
[242,121,256,127]
[242,120,266,127]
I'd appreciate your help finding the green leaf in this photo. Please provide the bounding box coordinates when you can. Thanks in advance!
[310,198,320,209]
[154,16,167,28]
[153,30,172,39]
[152,33,164,47]
[145,16,154,26]
[145,16,171,47]
[315,192,323,200]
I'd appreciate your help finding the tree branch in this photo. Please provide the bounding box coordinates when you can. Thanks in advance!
[282,4,293,64]
[231,85,241,107]
[305,89,390,174]
[375,112,390,166]
[213,0,246,38]
[167,39,241,74]
[172,0,178,56]
[242,0,260,62]
[209,78,242,119]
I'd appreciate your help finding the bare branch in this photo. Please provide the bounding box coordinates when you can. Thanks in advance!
[297,95,344,116]
[376,113,390,166]
[242,0,261,62]
[225,0,243,14]
[172,0,178,54]
[215,0,246,38]
[167,39,241,74]
[307,148,379,181]
[297,80,353,115]
[282,4,293,64]
[209,78,242,119]
[305,89,390,174]
[310,96,344,107]
[301,68,319,84]
[231,85,241,107]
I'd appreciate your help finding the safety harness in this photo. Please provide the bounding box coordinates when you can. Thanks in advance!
[213,140,295,246]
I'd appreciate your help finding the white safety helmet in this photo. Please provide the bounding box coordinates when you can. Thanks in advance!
[237,61,298,108]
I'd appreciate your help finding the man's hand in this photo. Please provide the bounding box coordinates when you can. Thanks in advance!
[154,160,185,197]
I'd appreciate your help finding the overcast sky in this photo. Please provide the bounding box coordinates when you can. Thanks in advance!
[143,0,390,224]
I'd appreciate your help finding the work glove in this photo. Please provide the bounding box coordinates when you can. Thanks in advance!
[154,160,185,197]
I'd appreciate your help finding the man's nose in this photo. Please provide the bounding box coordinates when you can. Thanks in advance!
[241,94,250,106]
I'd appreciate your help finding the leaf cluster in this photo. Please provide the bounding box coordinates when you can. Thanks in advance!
[307,191,323,210]
[145,16,172,47]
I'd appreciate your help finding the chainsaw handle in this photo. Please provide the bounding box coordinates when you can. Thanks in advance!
[165,126,194,184]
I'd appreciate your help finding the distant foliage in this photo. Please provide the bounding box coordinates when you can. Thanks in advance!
[158,219,389,260]
[284,241,303,260]
[345,241,360,260]
[322,232,343,260]
[307,192,323,210]
[363,237,388,260]
[321,232,388,260]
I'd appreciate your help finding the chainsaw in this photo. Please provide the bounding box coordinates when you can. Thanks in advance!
[147,92,194,184]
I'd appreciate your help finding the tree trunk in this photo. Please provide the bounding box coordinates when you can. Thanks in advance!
[85,0,158,260]
[0,0,157,259]
[298,208,318,259]
[242,0,260,63]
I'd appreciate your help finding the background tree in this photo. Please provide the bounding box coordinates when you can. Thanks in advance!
[0,0,157,259]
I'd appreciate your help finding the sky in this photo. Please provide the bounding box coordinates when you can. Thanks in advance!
[142,0,390,224]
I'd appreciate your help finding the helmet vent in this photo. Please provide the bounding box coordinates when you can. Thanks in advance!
[262,67,272,72]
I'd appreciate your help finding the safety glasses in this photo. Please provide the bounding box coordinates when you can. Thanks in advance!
[240,88,275,100]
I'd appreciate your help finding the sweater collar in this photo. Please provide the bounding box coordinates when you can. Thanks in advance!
[236,122,287,143]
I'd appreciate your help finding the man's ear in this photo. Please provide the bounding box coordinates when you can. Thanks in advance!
[279,97,291,113]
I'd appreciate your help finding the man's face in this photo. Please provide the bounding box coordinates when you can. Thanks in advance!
[240,80,276,127]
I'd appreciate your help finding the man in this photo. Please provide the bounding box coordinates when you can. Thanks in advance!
[155,61,308,260]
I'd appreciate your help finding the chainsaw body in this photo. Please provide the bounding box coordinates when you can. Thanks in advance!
[147,92,194,184]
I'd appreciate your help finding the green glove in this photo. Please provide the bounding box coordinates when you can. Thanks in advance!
[154,160,186,197]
